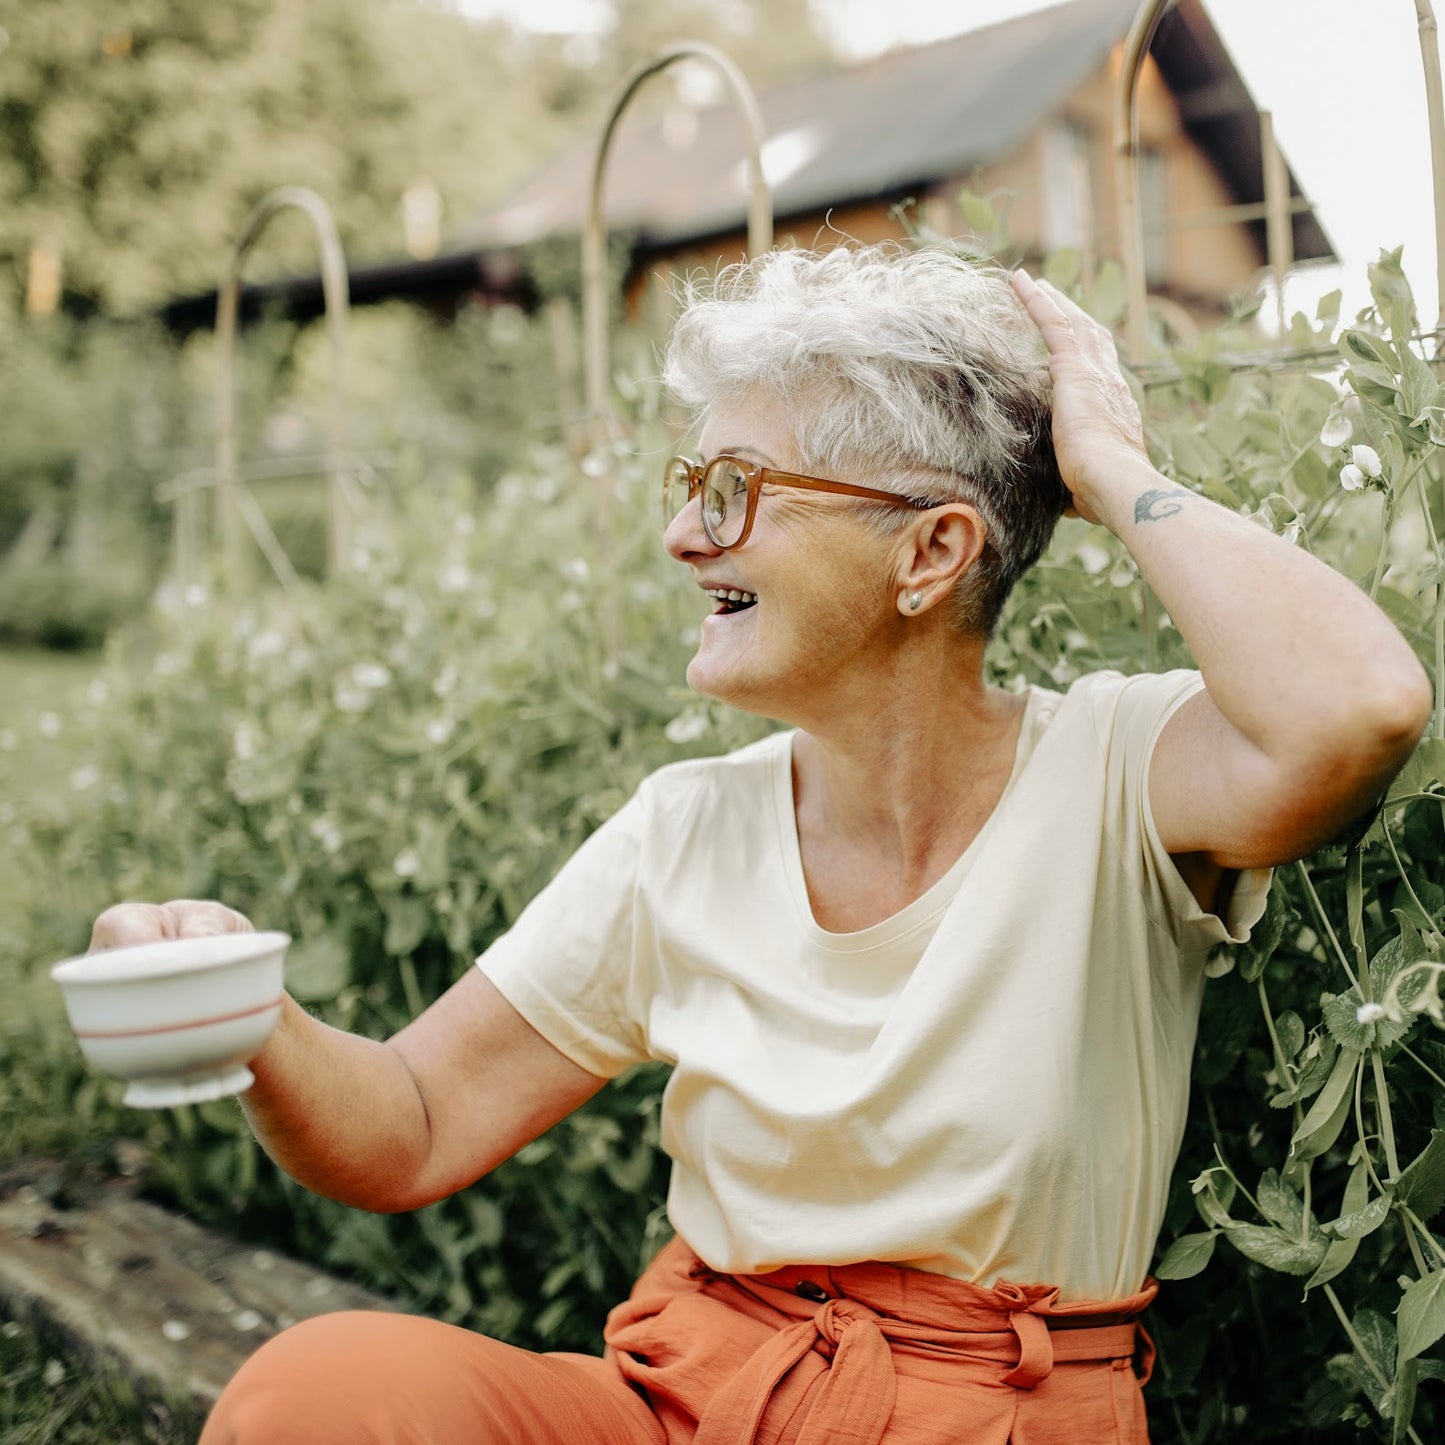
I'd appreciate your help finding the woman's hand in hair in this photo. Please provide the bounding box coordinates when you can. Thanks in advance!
[1009,269,1151,527]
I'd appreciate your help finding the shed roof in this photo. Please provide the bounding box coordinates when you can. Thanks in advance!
[461,0,1333,265]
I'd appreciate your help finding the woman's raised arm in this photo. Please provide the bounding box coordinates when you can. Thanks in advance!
[1010,269,1433,872]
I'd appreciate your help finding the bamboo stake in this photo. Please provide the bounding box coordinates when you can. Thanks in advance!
[1416,1,1445,336]
[1260,110,1293,333]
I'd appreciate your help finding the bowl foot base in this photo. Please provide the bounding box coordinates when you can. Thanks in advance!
[123,1066,255,1110]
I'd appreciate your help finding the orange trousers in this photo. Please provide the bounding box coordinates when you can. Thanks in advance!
[200,1236,1156,1445]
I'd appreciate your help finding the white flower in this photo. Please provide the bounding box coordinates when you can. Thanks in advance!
[232,725,256,761]
[1280,521,1302,547]
[559,589,583,613]
[332,682,372,714]
[432,665,458,699]
[665,712,709,744]
[161,1319,192,1342]
[392,849,421,879]
[350,662,392,690]
[1356,1001,1388,1025]
[1339,463,1366,491]
[561,557,590,584]
[308,817,342,854]
[1351,444,1383,479]
[69,765,101,792]
[86,678,109,706]
[37,712,61,739]
[1049,658,1076,685]
[231,1309,263,1333]
[532,476,559,503]
[42,1359,65,1387]
[247,630,286,660]
[184,584,208,608]
[439,563,471,593]
[424,717,455,745]
[1320,409,1353,448]
[579,452,608,480]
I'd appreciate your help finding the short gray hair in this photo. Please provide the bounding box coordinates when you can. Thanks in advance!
[662,243,1068,634]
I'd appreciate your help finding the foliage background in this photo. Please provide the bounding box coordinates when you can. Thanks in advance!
[5,3,1445,1442]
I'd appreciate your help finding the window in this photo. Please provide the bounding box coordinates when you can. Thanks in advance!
[1041,122,1094,254]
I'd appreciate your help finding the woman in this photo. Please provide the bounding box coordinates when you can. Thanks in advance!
[92,245,1430,1444]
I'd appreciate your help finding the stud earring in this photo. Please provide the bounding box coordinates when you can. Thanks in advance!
[908,591,922,612]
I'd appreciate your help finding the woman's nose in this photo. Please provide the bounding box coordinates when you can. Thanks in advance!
[664,493,721,562]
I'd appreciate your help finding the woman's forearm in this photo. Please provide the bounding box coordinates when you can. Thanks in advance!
[239,994,433,1213]
[1095,453,1431,766]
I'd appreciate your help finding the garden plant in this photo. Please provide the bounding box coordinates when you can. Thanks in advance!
[6,235,1445,1441]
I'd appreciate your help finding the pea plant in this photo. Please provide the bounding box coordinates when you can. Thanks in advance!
[985,245,1445,1442]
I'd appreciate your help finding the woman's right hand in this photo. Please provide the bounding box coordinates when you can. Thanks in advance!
[88,899,255,953]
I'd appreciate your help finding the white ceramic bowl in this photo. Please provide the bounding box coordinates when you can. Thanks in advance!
[51,931,290,1109]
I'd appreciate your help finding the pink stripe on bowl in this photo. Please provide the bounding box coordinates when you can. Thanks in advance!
[73,996,284,1041]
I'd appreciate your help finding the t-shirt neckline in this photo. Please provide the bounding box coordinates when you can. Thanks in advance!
[770,687,1044,952]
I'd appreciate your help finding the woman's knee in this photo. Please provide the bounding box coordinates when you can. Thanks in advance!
[200,1310,455,1445]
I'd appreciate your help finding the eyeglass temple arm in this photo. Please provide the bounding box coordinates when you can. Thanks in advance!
[764,469,934,508]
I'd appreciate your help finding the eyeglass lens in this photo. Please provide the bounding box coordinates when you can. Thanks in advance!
[663,458,750,547]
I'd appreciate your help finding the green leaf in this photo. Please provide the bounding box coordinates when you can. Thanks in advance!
[1306,1159,1371,1294]
[1222,1221,1327,1276]
[1275,1010,1305,1066]
[1388,1356,1418,1442]
[1258,1169,1306,1233]
[1291,1046,1359,1160]
[1155,1231,1217,1281]
[285,927,351,1001]
[1327,1193,1391,1240]
[1192,1166,1237,1229]
[1397,1270,1445,1364]
[1239,887,1291,983]
[1341,329,1398,368]
[1385,737,1445,805]
[1397,1130,1445,1221]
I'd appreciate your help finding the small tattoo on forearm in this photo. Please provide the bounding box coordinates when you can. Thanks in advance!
[1133,488,1190,524]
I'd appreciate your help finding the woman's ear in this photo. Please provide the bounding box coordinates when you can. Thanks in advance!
[894,506,988,617]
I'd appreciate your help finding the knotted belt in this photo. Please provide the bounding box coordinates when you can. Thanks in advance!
[607,1239,1156,1445]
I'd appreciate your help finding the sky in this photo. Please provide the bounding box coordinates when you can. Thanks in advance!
[458,0,1444,328]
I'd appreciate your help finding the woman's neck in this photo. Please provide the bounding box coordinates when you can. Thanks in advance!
[786,643,1029,921]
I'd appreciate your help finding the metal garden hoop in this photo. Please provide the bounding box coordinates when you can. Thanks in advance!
[581,41,773,465]
[212,186,353,589]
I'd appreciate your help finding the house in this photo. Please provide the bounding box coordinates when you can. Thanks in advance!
[456,0,1333,329]
[160,0,1331,336]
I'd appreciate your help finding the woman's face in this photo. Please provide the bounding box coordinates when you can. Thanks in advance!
[664,391,906,724]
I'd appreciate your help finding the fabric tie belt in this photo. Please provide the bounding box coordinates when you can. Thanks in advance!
[606,1239,1157,1445]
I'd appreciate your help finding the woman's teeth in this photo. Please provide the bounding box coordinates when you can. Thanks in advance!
[706,588,758,613]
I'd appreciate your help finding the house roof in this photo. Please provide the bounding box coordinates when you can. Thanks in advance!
[460,0,1334,265]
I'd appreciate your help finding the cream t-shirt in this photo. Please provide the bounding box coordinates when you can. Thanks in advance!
[476,669,1272,1302]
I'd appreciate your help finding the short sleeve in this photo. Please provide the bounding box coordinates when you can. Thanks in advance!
[475,788,654,1079]
[1089,669,1272,953]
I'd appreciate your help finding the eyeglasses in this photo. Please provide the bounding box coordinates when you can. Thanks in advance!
[663,454,938,551]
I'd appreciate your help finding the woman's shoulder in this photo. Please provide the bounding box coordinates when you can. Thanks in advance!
[637,728,792,815]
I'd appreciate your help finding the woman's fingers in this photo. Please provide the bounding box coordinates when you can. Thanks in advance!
[88,899,254,953]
